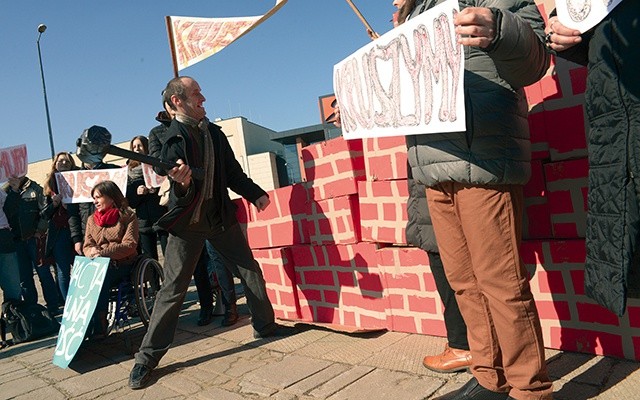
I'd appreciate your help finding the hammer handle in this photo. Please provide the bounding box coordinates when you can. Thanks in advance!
[108,145,205,180]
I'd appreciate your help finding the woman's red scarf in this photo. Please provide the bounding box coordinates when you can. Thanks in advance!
[93,208,120,227]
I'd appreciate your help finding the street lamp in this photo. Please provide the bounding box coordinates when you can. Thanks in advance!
[36,23,56,160]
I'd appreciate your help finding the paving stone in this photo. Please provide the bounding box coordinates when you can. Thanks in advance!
[325,368,444,400]
[547,352,616,386]
[294,331,406,364]
[55,362,129,397]
[551,377,600,400]
[362,332,447,375]
[0,373,49,398]
[285,363,351,395]
[308,365,375,398]
[595,360,640,400]
[239,380,279,397]
[13,385,68,400]
[243,355,332,390]
[196,387,247,400]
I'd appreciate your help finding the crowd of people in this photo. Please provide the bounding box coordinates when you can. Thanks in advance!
[1,0,636,398]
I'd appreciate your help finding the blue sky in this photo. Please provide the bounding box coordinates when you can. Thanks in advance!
[1,1,396,163]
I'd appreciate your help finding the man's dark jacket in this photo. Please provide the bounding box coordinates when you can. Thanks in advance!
[155,119,267,235]
[3,178,48,241]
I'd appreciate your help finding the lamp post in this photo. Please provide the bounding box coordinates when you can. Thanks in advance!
[37,23,56,160]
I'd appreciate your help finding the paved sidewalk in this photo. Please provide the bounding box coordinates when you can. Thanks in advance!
[1,283,639,400]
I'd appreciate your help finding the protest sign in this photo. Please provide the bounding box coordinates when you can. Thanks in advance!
[55,167,127,204]
[0,144,28,181]
[142,163,167,188]
[556,0,623,33]
[333,0,464,140]
[167,0,288,73]
[53,256,109,369]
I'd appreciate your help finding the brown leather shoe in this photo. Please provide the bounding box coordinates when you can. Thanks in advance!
[423,344,472,373]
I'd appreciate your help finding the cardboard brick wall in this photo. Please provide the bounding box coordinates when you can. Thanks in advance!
[362,137,408,181]
[377,246,446,336]
[253,247,301,320]
[358,180,409,245]
[523,160,552,239]
[302,136,366,201]
[544,158,588,239]
[292,243,388,329]
[246,183,310,249]
[306,195,361,245]
[522,240,640,360]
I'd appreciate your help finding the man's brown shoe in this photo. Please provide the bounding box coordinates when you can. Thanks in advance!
[423,344,472,373]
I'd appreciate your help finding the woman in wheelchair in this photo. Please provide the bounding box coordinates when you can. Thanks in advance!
[83,180,139,340]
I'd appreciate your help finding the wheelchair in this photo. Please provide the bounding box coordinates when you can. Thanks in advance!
[105,255,164,335]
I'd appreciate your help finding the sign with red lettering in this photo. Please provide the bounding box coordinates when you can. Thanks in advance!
[0,144,28,181]
[55,168,128,204]
[142,163,167,188]
[333,0,464,139]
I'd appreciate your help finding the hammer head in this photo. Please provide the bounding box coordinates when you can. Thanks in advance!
[76,125,111,166]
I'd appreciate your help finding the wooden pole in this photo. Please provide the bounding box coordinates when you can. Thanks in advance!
[344,0,376,35]
[165,16,179,78]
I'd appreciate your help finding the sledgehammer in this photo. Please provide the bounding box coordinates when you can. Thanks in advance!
[75,125,204,179]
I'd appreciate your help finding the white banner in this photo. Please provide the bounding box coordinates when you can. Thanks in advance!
[334,0,464,140]
[0,144,28,181]
[556,0,623,33]
[142,163,167,188]
[55,168,128,204]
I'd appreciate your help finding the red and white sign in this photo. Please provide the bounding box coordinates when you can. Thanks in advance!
[55,168,128,204]
[167,0,288,71]
[142,163,167,188]
[0,144,28,181]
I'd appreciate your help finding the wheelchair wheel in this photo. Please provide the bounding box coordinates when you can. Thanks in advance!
[134,257,164,328]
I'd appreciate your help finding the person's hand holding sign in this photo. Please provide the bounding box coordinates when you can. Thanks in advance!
[454,7,496,49]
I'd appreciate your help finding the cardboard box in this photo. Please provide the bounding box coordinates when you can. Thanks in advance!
[292,243,388,330]
[377,246,446,336]
[306,195,361,245]
[302,136,366,200]
[246,184,310,249]
[253,247,301,320]
[544,158,588,239]
[358,180,409,245]
[363,137,408,181]
[521,239,640,361]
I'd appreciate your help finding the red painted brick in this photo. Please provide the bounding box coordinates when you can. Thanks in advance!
[299,288,322,303]
[549,326,624,358]
[628,306,640,329]
[549,240,586,264]
[316,306,339,323]
[324,289,339,305]
[576,302,620,326]
[389,315,419,333]
[356,271,385,292]
[337,271,356,287]
[536,300,571,321]
[540,74,562,100]
[552,223,579,238]
[545,106,587,157]
[569,67,587,95]
[303,270,335,286]
[537,270,567,295]
[359,314,387,329]
[419,319,447,337]
[408,295,437,314]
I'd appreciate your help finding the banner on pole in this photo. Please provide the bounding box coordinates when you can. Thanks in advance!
[142,163,167,188]
[333,0,464,140]
[55,167,127,204]
[167,0,288,71]
[53,256,109,369]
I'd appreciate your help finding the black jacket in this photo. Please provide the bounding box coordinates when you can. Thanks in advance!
[556,1,640,316]
[126,165,167,233]
[3,178,48,241]
[42,195,82,257]
[155,119,267,235]
[405,178,438,254]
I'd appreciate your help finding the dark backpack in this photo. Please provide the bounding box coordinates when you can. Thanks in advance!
[1,301,60,344]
